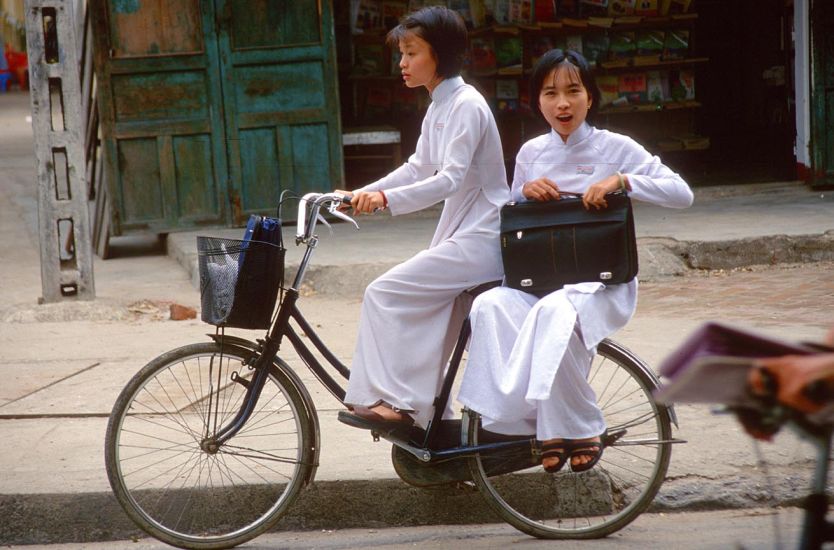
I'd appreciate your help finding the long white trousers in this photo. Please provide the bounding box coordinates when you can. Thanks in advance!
[458,287,607,440]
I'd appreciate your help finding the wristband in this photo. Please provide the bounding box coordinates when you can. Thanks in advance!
[379,190,388,209]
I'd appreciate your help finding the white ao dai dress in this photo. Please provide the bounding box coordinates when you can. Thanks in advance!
[457,122,694,440]
[344,76,511,427]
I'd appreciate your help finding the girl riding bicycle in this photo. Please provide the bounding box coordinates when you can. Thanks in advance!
[338,6,510,430]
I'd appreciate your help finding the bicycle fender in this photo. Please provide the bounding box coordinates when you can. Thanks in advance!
[207,333,322,486]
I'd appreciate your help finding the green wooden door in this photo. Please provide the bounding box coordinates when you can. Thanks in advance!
[217,0,343,224]
[93,0,342,234]
[811,0,834,187]
[92,0,229,234]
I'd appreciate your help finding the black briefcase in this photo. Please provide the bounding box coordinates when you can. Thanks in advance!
[500,191,638,296]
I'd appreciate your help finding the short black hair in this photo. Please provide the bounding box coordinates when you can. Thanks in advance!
[529,49,601,119]
[386,6,468,79]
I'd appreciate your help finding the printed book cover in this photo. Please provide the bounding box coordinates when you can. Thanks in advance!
[618,72,648,104]
[469,35,497,75]
[535,0,557,23]
[597,74,620,106]
[646,69,668,102]
[583,33,610,66]
[669,68,695,100]
[608,0,636,16]
[634,0,659,17]
[494,34,523,74]
[609,31,636,60]
[663,29,690,60]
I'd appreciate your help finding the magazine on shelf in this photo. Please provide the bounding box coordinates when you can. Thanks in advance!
[634,0,659,17]
[646,70,668,102]
[618,72,648,104]
[597,74,620,106]
[654,322,820,406]
[608,0,636,16]
[670,69,695,100]
[663,29,690,60]
[494,34,523,75]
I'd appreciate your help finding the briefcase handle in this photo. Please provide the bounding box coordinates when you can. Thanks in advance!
[559,190,628,198]
[508,190,628,206]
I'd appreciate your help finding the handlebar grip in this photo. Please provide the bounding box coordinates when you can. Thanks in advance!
[341,193,353,204]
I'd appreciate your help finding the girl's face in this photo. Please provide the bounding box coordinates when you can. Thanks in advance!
[538,65,592,142]
[398,32,441,93]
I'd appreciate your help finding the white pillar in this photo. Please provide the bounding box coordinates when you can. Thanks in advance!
[794,0,811,176]
[25,0,95,302]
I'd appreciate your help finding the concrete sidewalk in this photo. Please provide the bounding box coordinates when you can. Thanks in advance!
[167,180,834,297]
[2,88,834,545]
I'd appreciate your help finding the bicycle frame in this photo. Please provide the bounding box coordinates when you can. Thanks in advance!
[207,193,532,463]
[206,193,681,462]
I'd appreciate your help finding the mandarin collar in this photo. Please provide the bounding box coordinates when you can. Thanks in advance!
[430,76,465,104]
[551,122,593,147]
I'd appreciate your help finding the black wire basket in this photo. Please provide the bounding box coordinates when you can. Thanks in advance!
[197,236,285,329]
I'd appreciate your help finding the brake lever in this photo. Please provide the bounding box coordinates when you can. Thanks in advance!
[328,204,360,230]
[328,197,359,230]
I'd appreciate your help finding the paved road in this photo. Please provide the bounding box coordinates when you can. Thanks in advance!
[2,508,806,549]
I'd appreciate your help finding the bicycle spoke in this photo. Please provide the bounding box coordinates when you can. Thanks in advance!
[106,344,313,547]
[466,340,672,539]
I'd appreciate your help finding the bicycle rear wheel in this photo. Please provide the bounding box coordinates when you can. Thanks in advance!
[105,342,315,550]
[466,339,673,539]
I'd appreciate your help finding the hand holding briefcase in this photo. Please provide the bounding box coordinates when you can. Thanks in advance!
[500,191,638,296]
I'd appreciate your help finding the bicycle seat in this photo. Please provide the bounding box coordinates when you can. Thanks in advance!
[465,279,502,298]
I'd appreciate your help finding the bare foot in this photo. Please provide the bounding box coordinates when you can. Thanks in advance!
[366,404,408,422]
[541,435,602,471]
[569,436,602,469]
[541,441,566,472]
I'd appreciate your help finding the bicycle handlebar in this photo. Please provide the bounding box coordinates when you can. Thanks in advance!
[295,192,358,244]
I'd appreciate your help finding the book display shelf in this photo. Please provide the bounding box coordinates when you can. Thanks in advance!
[337,0,708,185]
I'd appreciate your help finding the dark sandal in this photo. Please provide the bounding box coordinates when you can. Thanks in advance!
[540,441,569,473]
[566,439,604,473]
[338,405,414,433]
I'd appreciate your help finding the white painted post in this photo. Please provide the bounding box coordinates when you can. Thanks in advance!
[25,0,95,302]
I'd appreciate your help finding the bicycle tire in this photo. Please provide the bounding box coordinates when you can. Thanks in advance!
[105,342,315,550]
[466,338,673,539]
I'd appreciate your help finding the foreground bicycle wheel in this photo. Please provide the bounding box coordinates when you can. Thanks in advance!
[105,343,315,550]
[466,339,673,539]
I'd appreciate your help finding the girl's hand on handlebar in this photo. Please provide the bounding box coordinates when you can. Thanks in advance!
[350,191,386,214]
[522,178,561,202]
[333,189,353,211]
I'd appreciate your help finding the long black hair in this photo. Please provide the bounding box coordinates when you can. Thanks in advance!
[529,49,601,119]
[386,6,468,79]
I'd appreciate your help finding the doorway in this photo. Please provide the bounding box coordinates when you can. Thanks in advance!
[92,0,343,235]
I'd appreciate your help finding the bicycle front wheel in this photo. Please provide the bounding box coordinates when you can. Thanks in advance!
[105,342,315,550]
[466,339,673,539]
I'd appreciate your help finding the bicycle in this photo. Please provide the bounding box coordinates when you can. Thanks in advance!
[730,372,834,550]
[105,192,681,550]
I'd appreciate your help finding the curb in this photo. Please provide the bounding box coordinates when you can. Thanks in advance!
[0,469,812,545]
